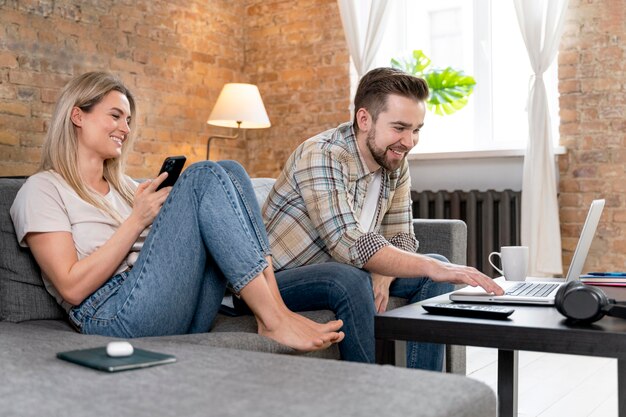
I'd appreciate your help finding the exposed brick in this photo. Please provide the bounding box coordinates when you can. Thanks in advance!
[612,207,626,223]
[191,52,215,64]
[0,131,19,146]
[611,239,626,254]
[8,70,68,89]
[0,85,17,100]
[597,164,623,178]
[17,86,38,101]
[612,180,626,193]
[0,52,18,68]
[0,114,45,132]
[0,101,30,117]
[0,161,38,177]
[558,0,626,270]
[578,150,609,163]
[559,79,581,94]
[581,77,620,93]
[560,108,578,123]
[41,88,59,104]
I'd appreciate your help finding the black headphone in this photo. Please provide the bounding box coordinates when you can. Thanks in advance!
[555,281,626,323]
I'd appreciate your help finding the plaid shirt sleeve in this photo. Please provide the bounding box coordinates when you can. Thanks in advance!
[379,161,419,254]
[294,148,391,268]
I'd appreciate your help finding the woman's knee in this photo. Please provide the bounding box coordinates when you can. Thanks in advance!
[217,160,248,180]
[168,161,239,204]
[217,160,255,190]
[188,160,221,171]
[216,159,243,171]
[181,160,223,181]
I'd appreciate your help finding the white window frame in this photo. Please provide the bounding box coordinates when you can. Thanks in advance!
[350,0,561,155]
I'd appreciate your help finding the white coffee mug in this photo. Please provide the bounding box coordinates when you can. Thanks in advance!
[488,246,529,281]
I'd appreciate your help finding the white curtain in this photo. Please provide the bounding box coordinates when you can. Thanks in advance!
[514,0,569,276]
[337,0,390,78]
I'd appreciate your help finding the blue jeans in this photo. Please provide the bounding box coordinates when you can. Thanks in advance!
[276,256,453,371]
[388,254,454,370]
[69,160,272,337]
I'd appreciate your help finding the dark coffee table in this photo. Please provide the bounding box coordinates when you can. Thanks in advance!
[375,286,626,417]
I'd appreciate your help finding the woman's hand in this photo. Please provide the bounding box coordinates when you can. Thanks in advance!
[130,172,171,229]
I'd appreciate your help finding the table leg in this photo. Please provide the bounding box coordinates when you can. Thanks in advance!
[375,340,407,367]
[394,340,407,367]
[498,349,518,417]
[617,359,626,417]
[375,339,395,365]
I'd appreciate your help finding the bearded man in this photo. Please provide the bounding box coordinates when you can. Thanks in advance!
[260,67,502,370]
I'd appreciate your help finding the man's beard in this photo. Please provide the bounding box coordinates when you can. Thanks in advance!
[365,128,406,171]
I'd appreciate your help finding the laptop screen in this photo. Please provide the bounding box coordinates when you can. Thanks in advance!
[565,199,605,281]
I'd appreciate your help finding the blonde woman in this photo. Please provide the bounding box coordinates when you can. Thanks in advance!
[10,72,344,351]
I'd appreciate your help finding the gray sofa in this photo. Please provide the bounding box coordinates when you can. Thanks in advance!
[0,176,495,417]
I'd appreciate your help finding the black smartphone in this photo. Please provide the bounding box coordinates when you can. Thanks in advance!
[156,156,186,191]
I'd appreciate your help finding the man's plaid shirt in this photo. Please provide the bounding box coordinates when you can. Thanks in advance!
[263,122,419,271]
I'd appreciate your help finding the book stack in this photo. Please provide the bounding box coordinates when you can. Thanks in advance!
[580,272,626,287]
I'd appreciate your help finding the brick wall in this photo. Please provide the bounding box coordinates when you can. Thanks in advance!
[244,0,350,177]
[0,0,247,178]
[0,0,348,179]
[559,0,626,271]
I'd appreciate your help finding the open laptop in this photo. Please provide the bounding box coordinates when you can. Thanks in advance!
[449,199,605,305]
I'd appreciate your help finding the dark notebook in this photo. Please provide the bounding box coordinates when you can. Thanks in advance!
[57,347,176,373]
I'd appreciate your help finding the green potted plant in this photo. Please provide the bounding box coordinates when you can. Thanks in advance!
[391,50,476,116]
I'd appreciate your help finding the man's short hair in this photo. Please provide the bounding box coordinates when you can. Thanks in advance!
[353,67,429,132]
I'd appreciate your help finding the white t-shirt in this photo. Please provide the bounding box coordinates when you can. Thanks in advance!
[359,169,382,233]
[10,170,147,312]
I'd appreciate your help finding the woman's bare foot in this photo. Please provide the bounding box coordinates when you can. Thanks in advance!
[289,311,344,341]
[257,314,345,352]
[239,271,344,351]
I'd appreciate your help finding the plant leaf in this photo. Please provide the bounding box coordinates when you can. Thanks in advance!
[411,50,431,73]
[390,50,431,76]
[424,67,476,115]
[390,51,477,116]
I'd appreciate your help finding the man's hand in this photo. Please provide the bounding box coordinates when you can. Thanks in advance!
[426,260,504,296]
[364,246,504,296]
[371,273,396,313]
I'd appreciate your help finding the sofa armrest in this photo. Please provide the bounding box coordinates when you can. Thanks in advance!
[413,219,467,266]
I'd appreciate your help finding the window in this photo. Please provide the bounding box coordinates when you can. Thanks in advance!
[354,0,560,154]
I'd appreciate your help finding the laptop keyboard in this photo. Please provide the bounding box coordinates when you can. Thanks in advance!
[505,282,560,297]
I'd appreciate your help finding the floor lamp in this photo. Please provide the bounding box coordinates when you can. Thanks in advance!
[206,83,271,160]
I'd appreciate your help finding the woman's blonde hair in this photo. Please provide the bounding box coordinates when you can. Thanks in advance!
[40,72,137,223]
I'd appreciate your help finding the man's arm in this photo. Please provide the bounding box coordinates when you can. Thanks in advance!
[294,149,384,268]
[364,245,504,295]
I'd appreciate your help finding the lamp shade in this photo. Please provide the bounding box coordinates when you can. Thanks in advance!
[207,83,271,129]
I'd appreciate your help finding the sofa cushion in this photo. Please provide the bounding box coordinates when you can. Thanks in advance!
[0,178,65,322]
[14,319,340,359]
[250,177,275,207]
[0,321,496,417]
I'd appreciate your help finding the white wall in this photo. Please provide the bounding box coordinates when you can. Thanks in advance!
[408,149,564,192]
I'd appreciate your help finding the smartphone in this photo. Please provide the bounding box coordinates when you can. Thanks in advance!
[156,156,186,191]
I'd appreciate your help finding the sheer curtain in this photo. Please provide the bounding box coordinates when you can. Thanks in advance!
[514,0,569,276]
[337,0,390,78]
